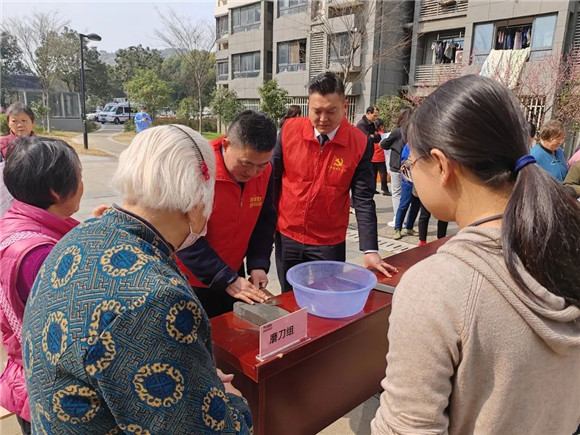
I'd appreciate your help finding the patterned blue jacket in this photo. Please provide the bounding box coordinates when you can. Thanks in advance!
[22,206,252,434]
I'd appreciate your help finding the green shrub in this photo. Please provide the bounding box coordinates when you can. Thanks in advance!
[202,118,217,133]
[153,117,196,129]
[124,118,136,132]
[87,120,99,133]
[0,114,8,135]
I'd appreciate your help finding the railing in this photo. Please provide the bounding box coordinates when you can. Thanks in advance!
[217,31,229,40]
[279,3,307,17]
[278,63,306,73]
[217,73,229,81]
[414,63,461,85]
[420,0,468,20]
[232,22,260,33]
[232,70,260,79]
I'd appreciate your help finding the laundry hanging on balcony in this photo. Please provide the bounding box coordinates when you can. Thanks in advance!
[479,47,531,89]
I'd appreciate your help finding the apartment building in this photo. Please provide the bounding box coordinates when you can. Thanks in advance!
[214,0,413,121]
[408,0,580,132]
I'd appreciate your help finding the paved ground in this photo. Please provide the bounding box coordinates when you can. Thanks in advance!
[1,126,457,434]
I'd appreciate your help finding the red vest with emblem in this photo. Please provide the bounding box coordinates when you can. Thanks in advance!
[180,137,272,287]
[278,117,367,246]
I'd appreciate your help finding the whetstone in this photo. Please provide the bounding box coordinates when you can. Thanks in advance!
[233,302,290,326]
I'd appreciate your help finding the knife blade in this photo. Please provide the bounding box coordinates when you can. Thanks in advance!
[259,284,281,305]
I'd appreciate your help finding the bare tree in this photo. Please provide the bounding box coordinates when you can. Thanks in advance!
[155,7,215,132]
[2,10,68,131]
[309,0,412,95]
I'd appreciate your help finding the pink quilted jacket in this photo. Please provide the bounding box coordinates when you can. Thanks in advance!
[0,200,77,420]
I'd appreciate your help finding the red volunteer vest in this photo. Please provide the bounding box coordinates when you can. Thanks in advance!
[277,117,367,246]
[180,137,272,287]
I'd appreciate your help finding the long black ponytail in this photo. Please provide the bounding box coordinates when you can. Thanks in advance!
[407,75,580,307]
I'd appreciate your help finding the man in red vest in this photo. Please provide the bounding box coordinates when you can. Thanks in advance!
[272,72,397,292]
[177,110,277,316]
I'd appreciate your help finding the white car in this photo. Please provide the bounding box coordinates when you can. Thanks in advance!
[86,112,100,121]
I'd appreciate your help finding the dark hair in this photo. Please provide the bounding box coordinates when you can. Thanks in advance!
[374,118,384,130]
[528,121,536,139]
[539,119,565,142]
[227,110,277,152]
[397,106,413,141]
[4,136,81,209]
[308,72,345,97]
[366,106,378,114]
[6,102,35,123]
[279,105,302,128]
[407,74,580,307]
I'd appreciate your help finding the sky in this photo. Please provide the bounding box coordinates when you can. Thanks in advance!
[0,0,217,52]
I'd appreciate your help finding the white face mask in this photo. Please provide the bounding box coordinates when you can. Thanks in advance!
[176,222,208,251]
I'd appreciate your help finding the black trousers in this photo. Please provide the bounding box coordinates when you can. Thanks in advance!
[371,161,389,193]
[17,416,31,435]
[192,264,245,318]
[418,204,448,242]
[275,232,346,293]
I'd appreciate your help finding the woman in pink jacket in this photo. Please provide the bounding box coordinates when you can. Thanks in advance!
[0,136,83,434]
[0,103,35,159]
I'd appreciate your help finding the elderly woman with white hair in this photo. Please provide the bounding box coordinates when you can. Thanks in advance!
[22,125,252,434]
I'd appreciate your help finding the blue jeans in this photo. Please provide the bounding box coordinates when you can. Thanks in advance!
[395,182,420,231]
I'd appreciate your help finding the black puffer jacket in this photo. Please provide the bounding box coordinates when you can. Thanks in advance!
[380,127,405,172]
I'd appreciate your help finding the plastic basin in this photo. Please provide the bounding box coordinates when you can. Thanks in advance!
[286,261,378,318]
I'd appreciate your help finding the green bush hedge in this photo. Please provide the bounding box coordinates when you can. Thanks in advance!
[0,114,8,135]
[124,118,135,132]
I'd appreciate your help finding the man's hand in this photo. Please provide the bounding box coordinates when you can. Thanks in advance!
[364,252,398,277]
[249,269,268,289]
[92,204,109,218]
[225,277,267,305]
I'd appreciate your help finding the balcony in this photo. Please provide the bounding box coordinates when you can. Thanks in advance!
[278,63,306,73]
[420,0,467,20]
[414,63,461,85]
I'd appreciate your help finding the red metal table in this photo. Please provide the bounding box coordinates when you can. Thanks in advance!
[210,237,449,434]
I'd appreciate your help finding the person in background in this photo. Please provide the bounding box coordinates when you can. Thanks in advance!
[0,137,83,435]
[0,102,35,158]
[567,145,580,169]
[371,75,580,435]
[530,119,568,182]
[381,107,413,227]
[417,204,448,246]
[177,111,276,317]
[133,105,152,133]
[23,125,252,434]
[370,118,391,196]
[392,143,420,240]
[272,72,397,292]
[563,160,580,199]
[279,105,302,129]
[528,121,536,148]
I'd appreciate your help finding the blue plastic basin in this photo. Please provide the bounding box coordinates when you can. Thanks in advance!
[286,261,378,318]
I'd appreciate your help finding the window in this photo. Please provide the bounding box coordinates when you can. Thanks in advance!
[63,93,80,118]
[232,52,261,78]
[232,3,261,33]
[328,32,351,63]
[217,60,229,80]
[217,15,228,39]
[328,2,362,18]
[472,23,494,63]
[278,0,307,17]
[277,39,306,72]
[531,14,557,49]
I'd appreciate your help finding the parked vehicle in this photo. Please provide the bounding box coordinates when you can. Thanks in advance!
[99,103,132,124]
[86,112,100,121]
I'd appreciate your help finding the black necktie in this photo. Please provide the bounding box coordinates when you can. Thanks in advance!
[318,134,329,146]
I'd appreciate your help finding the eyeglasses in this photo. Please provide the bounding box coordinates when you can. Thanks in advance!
[400,155,426,183]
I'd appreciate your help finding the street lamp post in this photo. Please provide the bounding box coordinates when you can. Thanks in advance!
[79,32,102,150]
